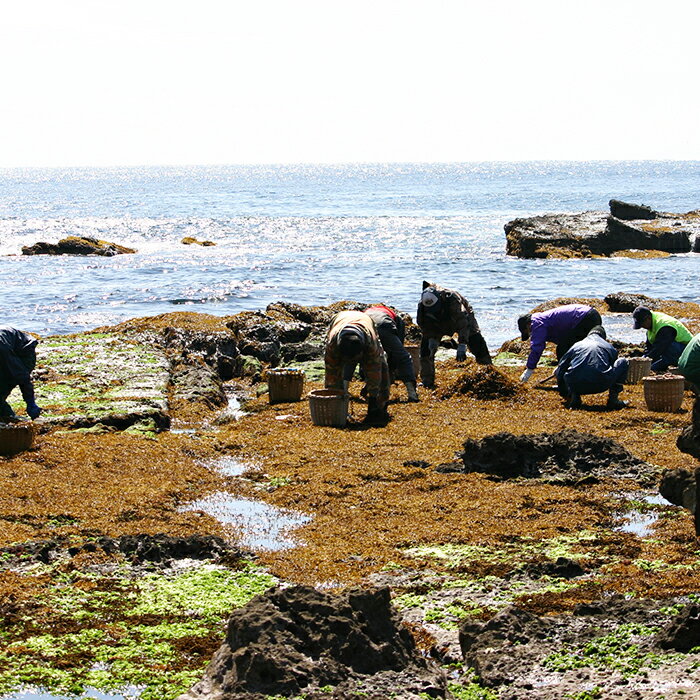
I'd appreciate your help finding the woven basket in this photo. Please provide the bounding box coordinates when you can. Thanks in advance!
[405,345,420,379]
[643,374,685,412]
[266,368,305,403]
[308,389,349,427]
[0,423,35,455]
[625,357,653,384]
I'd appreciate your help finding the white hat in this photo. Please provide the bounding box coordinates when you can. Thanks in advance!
[421,289,439,307]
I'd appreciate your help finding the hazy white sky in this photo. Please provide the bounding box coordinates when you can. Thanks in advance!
[2,0,699,166]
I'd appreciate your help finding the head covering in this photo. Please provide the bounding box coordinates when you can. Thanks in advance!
[632,306,652,329]
[337,327,366,358]
[421,288,439,308]
[517,314,532,341]
[588,325,607,339]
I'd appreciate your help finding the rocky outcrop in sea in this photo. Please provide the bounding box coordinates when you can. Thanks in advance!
[505,199,700,258]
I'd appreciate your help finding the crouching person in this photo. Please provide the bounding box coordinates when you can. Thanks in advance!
[555,326,629,410]
[0,327,42,422]
[325,310,390,423]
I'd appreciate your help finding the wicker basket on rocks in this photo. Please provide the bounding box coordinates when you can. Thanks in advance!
[266,368,305,404]
[308,389,349,427]
[0,422,36,455]
[643,374,686,412]
[625,356,653,384]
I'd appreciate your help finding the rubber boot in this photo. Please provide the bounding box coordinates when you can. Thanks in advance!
[606,390,627,410]
[566,393,582,410]
[404,381,419,403]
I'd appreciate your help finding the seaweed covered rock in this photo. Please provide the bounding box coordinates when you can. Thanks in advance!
[457,429,655,484]
[437,364,521,401]
[22,235,136,256]
[180,585,445,700]
[505,203,698,259]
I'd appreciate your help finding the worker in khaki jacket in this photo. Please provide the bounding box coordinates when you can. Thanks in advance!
[417,281,491,389]
[325,310,390,423]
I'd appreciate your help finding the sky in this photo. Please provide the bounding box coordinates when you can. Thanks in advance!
[1,0,699,167]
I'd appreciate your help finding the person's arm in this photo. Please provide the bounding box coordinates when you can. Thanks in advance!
[646,326,677,360]
[525,321,547,370]
[324,345,344,391]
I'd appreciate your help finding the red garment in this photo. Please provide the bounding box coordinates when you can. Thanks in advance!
[365,304,397,321]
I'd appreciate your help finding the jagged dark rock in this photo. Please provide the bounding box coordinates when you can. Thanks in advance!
[603,291,659,312]
[457,429,655,485]
[609,199,658,220]
[657,604,700,652]
[180,585,446,700]
[22,235,136,256]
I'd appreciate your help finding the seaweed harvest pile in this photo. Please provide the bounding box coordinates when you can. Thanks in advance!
[436,362,522,400]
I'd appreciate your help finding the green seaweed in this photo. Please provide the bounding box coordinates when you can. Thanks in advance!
[0,563,277,700]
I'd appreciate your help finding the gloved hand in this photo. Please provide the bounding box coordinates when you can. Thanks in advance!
[427,338,439,353]
[519,368,534,383]
[456,343,467,362]
[26,402,42,420]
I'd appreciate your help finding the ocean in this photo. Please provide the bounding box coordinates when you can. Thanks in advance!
[1,161,698,349]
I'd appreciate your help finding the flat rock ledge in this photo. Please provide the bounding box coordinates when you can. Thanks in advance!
[22,235,136,256]
[505,199,700,258]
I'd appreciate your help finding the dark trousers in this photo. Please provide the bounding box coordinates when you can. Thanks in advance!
[561,358,629,399]
[650,341,686,373]
[556,308,603,361]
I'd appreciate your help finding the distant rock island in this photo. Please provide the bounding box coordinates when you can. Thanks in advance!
[22,235,136,256]
[505,199,700,259]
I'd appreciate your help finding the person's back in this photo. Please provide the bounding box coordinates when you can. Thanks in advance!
[556,326,628,409]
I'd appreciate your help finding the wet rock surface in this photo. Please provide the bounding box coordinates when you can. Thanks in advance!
[0,533,245,571]
[457,429,656,484]
[181,584,446,700]
[21,235,136,256]
[456,597,700,699]
[505,201,700,258]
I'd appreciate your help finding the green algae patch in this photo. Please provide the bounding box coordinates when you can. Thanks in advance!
[543,623,683,678]
[0,563,277,700]
[403,532,599,571]
[9,332,170,430]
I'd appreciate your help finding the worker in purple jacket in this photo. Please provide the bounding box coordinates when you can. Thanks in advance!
[517,304,602,382]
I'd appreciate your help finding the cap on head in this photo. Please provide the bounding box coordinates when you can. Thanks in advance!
[421,288,439,308]
[517,314,532,341]
[632,306,652,329]
[588,325,607,339]
[337,328,366,358]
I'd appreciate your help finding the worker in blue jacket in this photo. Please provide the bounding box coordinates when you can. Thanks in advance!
[0,327,42,422]
[555,326,629,410]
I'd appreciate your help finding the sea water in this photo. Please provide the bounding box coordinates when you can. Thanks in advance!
[1,161,698,349]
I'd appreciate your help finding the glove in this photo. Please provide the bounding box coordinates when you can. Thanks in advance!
[519,368,534,383]
[456,343,467,362]
[427,338,439,353]
[26,402,42,420]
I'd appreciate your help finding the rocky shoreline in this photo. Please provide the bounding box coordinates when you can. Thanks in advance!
[505,199,700,258]
[2,296,700,699]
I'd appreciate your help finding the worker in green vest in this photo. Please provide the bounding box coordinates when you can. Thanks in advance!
[632,306,693,372]
[678,333,700,392]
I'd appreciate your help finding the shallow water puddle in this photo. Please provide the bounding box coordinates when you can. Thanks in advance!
[6,691,137,700]
[209,456,257,477]
[181,493,310,550]
[616,493,670,537]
